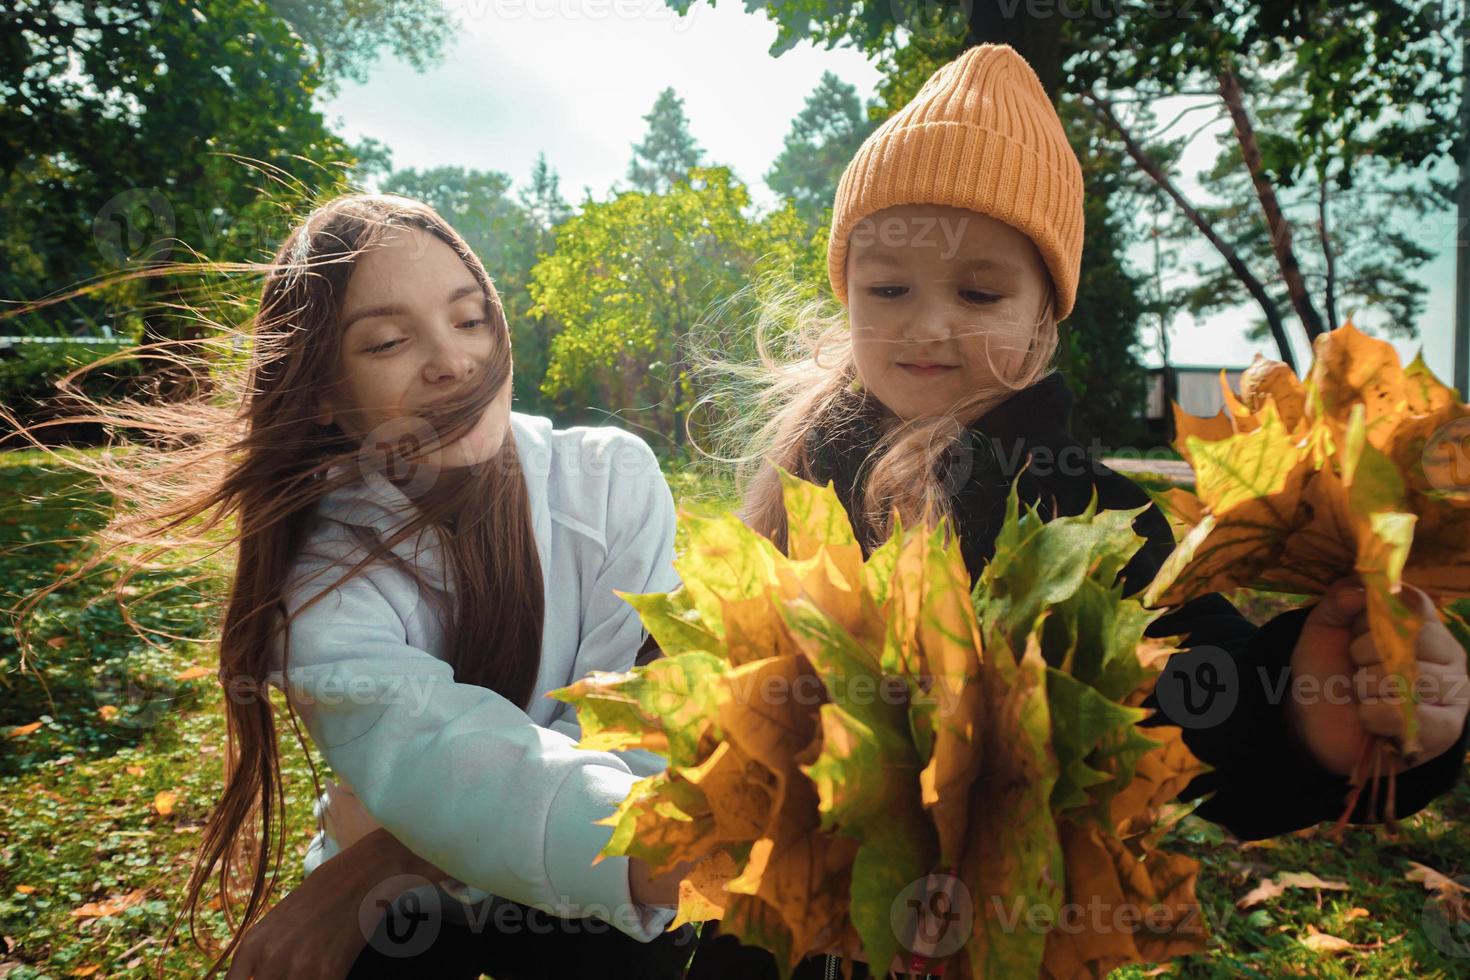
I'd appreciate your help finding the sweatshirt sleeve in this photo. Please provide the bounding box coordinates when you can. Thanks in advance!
[1102,467,1469,839]
[544,431,679,786]
[269,550,674,942]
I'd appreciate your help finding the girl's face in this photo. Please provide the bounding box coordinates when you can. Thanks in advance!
[317,226,511,469]
[845,204,1051,422]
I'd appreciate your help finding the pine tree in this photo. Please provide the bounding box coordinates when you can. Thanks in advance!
[519,151,573,235]
[626,88,705,194]
[765,71,877,225]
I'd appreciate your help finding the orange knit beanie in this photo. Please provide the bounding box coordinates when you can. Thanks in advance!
[827,43,1085,322]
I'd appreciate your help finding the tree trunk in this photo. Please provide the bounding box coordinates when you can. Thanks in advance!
[1317,176,1339,332]
[966,2,1061,100]
[1217,63,1326,342]
[1083,91,1298,373]
[1152,210,1178,446]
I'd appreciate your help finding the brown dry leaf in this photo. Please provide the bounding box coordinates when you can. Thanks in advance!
[960,629,1061,979]
[174,665,212,682]
[1171,404,1234,467]
[69,966,100,977]
[671,849,741,929]
[681,742,775,844]
[721,593,795,668]
[596,773,721,876]
[914,527,986,867]
[1405,861,1469,898]
[70,887,148,919]
[1108,723,1206,838]
[6,723,41,739]
[124,765,145,777]
[1343,907,1371,921]
[1237,872,1350,909]
[45,636,67,649]
[152,790,178,816]
[716,655,853,965]
[14,885,35,895]
[1041,822,1152,979]
[1300,924,1355,954]
[1240,353,1308,432]
[97,705,119,722]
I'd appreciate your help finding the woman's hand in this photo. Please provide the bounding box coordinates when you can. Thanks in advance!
[224,828,445,980]
[1288,577,1470,776]
[627,855,699,909]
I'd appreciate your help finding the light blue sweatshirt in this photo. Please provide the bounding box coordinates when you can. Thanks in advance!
[265,412,679,942]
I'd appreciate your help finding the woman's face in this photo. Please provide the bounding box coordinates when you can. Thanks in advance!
[317,226,511,469]
[845,204,1050,422]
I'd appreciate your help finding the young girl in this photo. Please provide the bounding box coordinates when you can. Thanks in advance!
[685,44,1470,980]
[18,194,700,979]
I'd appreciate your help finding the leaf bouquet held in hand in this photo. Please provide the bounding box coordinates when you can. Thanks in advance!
[1144,320,1470,830]
[552,469,1213,979]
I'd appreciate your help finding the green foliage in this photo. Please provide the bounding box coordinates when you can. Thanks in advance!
[1,0,453,344]
[0,343,144,435]
[530,167,815,445]
[765,72,878,227]
[627,87,707,195]
[264,0,455,92]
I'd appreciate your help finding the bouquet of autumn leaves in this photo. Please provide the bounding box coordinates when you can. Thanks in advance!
[550,473,1212,980]
[1143,321,1470,827]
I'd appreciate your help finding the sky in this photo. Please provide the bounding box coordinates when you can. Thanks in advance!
[320,0,1464,383]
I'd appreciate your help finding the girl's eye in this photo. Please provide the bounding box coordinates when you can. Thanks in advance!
[960,290,1002,305]
[457,318,487,330]
[366,338,404,354]
[868,286,907,299]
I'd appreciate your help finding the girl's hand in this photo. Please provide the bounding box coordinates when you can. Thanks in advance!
[224,828,444,980]
[1288,577,1470,776]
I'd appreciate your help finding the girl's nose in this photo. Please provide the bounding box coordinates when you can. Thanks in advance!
[903,293,956,343]
[422,332,476,385]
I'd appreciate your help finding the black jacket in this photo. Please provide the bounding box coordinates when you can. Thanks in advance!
[805,371,1469,840]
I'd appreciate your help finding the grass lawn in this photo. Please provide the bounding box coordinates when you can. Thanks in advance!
[2,451,1468,978]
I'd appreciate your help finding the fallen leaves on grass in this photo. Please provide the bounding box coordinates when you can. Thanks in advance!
[1237,871,1351,909]
[70,887,148,920]
[151,790,178,816]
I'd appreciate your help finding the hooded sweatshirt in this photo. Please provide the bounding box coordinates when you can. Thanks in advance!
[265,412,679,942]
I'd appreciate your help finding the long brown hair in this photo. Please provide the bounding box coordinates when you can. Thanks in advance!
[4,193,545,976]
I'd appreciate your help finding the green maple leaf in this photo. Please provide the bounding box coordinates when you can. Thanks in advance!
[547,650,727,769]
[782,598,937,977]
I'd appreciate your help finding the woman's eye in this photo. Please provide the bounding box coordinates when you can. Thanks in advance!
[868,286,907,299]
[457,317,487,330]
[366,338,404,354]
[960,290,1002,305]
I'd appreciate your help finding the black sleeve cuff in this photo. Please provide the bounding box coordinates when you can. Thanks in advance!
[1143,602,1468,839]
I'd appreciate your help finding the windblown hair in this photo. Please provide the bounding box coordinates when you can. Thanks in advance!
[691,272,1059,553]
[4,193,544,976]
